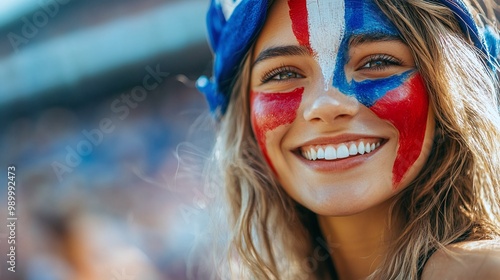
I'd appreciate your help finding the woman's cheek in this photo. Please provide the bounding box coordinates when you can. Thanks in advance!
[369,74,429,188]
[250,88,304,174]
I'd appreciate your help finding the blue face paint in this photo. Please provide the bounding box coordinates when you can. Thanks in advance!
[332,0,413,107]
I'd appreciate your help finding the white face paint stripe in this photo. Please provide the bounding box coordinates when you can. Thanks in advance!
[306,0,345,90]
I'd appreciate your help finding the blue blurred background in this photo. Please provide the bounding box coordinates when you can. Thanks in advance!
[0,0,215,279]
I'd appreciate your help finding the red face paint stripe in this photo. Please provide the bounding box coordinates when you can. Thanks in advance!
[288,0,311,51]
[250,88,304,174]
[370,74,429,187]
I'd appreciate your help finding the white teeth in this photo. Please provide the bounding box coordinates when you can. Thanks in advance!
[325,146,337,160]
[349,143,357,155]
[301,141,382,161]
[358,142,365,154]
[365,144,371,153]
[310,148,317,160]
[337,144,349,159]
[317,147,325,159]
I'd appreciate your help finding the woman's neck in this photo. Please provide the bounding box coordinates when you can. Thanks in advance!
[317,200,402,280]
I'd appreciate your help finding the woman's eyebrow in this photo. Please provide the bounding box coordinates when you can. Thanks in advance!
[349,33,403,48]
[253,45,310,66]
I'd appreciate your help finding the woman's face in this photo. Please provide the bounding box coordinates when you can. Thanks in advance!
[249,0,435,216]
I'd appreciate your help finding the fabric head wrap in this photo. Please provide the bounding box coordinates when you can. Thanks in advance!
[196,0,499,117]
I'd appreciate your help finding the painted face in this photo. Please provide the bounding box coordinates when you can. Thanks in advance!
[250,0,435,215]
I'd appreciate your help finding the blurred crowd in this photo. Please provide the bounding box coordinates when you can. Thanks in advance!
[0,0,215,279]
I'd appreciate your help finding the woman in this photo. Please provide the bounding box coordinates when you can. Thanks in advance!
[196,0,500,279]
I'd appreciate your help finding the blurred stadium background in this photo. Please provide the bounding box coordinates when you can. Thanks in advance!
[0,0,214,279]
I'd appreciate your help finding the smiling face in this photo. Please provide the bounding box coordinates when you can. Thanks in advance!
[249,0,435,216]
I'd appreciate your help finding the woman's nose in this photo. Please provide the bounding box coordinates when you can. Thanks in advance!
[302,86,360,123]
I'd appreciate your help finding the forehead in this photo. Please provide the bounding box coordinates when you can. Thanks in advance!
[255,0,398,51]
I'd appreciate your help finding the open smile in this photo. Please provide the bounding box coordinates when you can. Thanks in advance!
[292,137,388,172]
[300,139,384,161]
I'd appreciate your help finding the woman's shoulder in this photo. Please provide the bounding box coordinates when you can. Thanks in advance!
[421,240,500,280]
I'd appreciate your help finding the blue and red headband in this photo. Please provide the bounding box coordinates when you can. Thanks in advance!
[196,0,499,116]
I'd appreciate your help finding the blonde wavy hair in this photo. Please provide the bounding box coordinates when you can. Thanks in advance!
[199,0,500,279]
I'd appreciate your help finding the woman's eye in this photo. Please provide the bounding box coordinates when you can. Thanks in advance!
[359,54,402,70]
[274,71,301,80]
[261,67,304,83]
